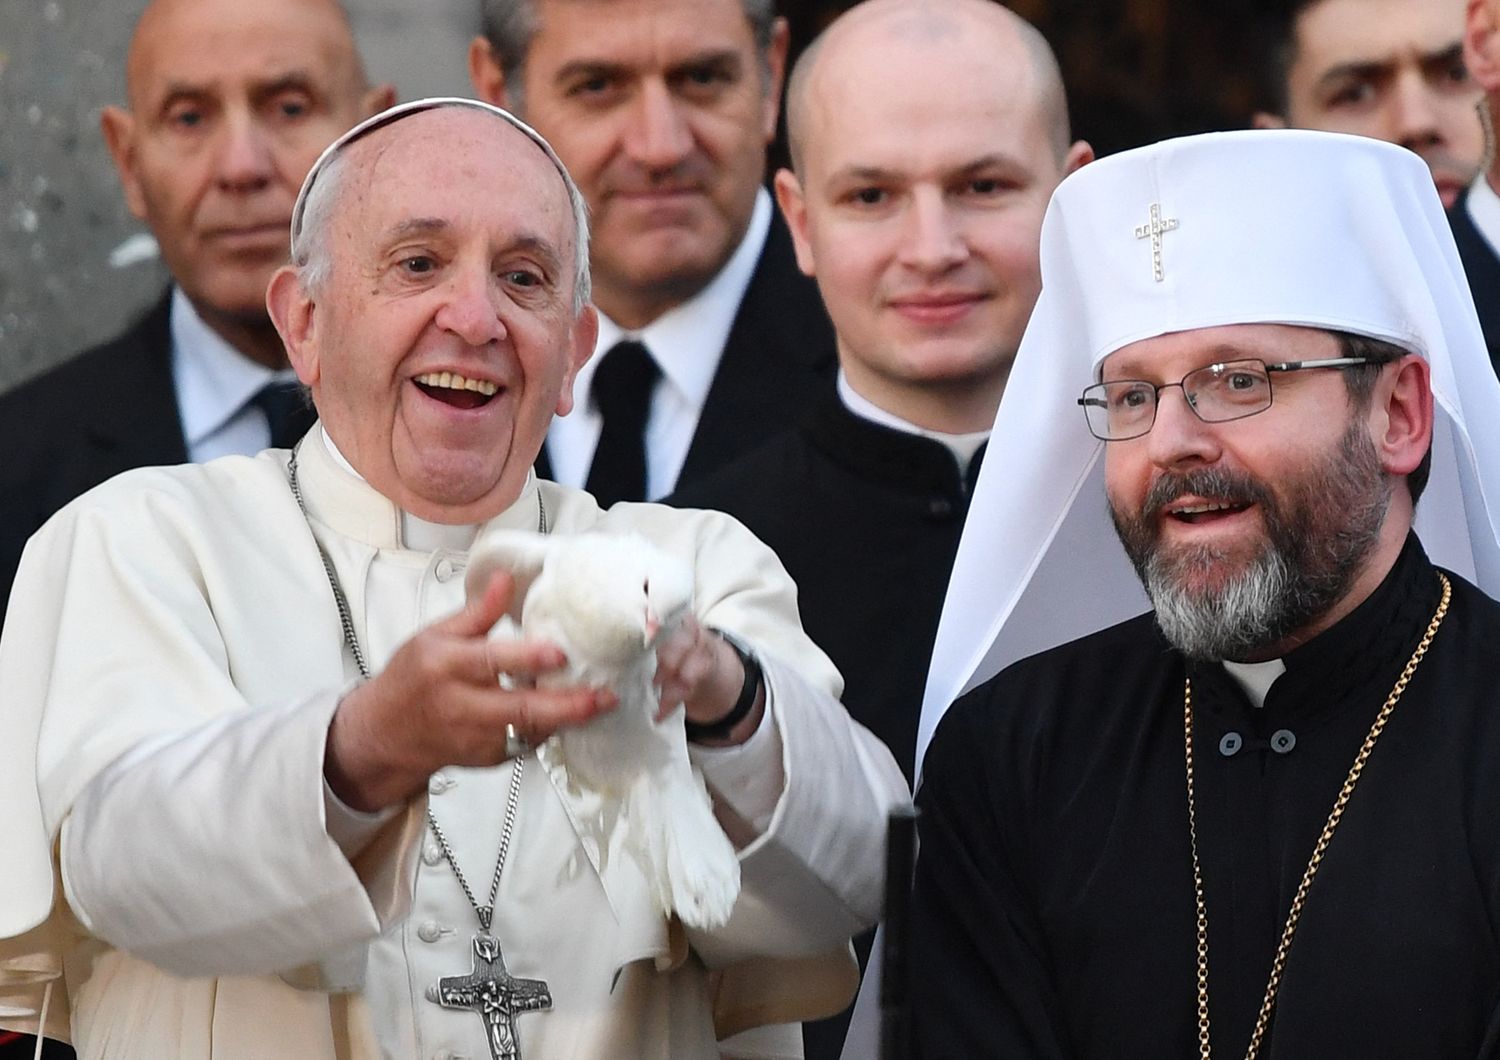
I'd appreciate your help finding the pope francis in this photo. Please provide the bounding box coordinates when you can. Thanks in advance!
[0,98,907,1060]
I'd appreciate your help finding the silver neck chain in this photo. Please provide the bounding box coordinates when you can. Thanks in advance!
[286,446,548,935]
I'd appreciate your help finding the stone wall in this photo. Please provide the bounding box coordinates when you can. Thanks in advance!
[0,0,479,393]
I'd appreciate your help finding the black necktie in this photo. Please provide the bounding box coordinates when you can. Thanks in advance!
[585,340,661,506]
[251,380,317,450]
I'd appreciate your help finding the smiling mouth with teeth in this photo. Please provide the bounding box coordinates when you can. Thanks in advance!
[1166,499,1251,524]
[414,371,500,409]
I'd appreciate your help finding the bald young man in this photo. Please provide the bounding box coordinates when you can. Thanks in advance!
[668,5,1089,1053]
[0,0,391,624]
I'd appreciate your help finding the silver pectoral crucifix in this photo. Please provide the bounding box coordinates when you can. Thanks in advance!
[435,933,553,1060]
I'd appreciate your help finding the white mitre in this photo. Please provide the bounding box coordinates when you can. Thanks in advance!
[914,128,1500,772]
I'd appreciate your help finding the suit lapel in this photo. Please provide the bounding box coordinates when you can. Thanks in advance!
[80,291,190,471]
[676,209,836,485]
[1447,191,1500,378]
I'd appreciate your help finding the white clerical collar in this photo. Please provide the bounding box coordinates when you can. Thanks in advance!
[317,427,482,551]
[837,370,991,467]
[170,286,297,449]
[581,187,773,412]
[1465,174,1500,256]
[1220,657,1287,709]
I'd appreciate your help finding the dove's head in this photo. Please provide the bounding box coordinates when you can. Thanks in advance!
[530,534,695,664]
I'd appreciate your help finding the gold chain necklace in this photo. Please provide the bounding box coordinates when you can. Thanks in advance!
[1183,572,1451,1060]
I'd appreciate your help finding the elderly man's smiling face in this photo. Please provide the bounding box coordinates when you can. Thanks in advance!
[271,107,597,523]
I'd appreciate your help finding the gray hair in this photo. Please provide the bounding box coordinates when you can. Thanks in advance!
[290,97,593,313]
[480,0,778,114]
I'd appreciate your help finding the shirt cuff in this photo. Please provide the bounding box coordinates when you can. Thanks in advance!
[689,685,784,834]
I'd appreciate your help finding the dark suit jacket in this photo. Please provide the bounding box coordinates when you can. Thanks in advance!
[0,292,187,621]
[1447,188,1500,379]
[537,208,837,492]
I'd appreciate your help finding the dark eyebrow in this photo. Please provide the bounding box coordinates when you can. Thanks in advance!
[1316,39,1466,91]
[1314,59,1395,90]
[250,73,320,105]
[553,48,742,86]
[1420,41,1468,78]
[667,49,742,77]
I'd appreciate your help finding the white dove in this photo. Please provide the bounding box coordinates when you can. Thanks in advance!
[465,528,742,930]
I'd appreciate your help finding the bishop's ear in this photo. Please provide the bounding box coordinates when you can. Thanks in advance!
[1370,354,1434,481]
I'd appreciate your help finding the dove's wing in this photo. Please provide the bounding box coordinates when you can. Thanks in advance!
[466,528,557,620]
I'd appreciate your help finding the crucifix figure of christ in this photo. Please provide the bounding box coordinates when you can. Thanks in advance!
[1133,201,1179,282]
[435,933,553,1060]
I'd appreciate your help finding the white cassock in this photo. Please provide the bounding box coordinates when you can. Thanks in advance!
[0,429,908,1059]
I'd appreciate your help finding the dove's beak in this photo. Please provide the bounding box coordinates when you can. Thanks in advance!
[644,609,661,646]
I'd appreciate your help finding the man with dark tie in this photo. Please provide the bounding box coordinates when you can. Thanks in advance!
[468,0,836,506]
[0,0,392,622]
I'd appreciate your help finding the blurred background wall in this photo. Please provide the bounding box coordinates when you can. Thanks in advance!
[0,0,1277,394]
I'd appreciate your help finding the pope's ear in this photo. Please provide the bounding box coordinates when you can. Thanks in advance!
[555,303,599,418]
[267,265,320,387]
[773,167,816,277]
[1251,111,1287,130]
[100,105,148,220]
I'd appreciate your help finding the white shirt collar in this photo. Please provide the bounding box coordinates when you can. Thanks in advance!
[318,427,481,551]
[169,287,297,449]
[1465,175,1500,254]
[837,370,991,466]
[581,188,773,412]
[1220,657,1287,709]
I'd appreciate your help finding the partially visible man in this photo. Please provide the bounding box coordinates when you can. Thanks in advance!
[0,0,392,620]
[468,0,836,506]
[1253,0,1484,207]
[1452,0,1500,374]
[670,3,1088,1054]
[673,0,1089,782]
[906,130,1500,1056]
[0,99,905,1059]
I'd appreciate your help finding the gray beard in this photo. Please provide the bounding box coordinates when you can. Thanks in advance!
[1145,543,1313,661]
[1113,421,1391,661]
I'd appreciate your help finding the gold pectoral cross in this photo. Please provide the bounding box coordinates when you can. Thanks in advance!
[1133,202,1179,282]
[435,933,552,1060]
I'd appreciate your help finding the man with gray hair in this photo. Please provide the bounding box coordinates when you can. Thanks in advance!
[468,0,835,507]
[0,98,905,1059]
[0,0,393,631]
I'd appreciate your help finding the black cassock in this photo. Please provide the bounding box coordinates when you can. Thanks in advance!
[670,393,981,782]
[911,536,1500,1059]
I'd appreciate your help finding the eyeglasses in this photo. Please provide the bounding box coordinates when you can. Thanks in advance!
[1076,356,1379,441]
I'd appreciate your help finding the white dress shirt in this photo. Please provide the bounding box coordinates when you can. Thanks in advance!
[548,190,774,500]
[1464,174,1500,254]
[170,287,300,461]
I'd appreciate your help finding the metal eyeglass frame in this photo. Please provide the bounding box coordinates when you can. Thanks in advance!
[1076,356,1380,441]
